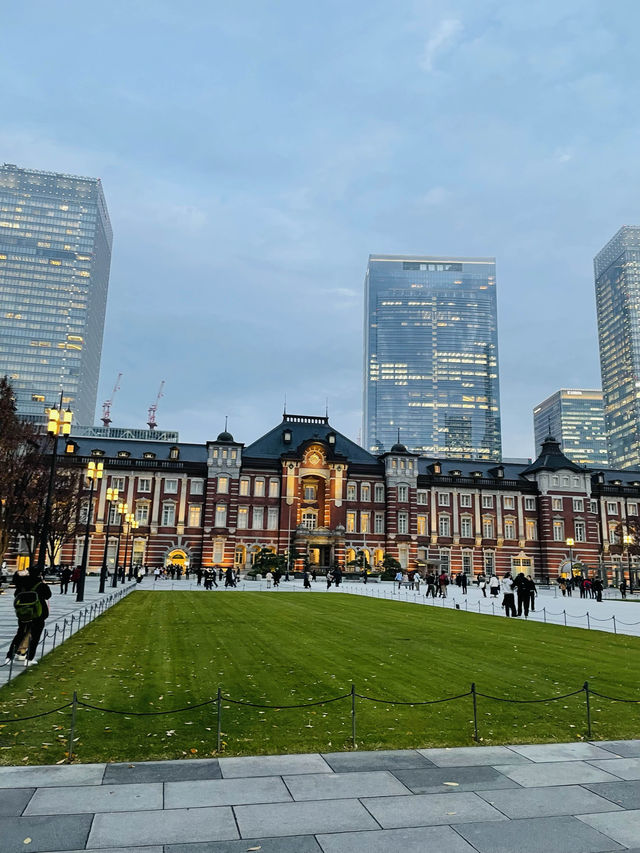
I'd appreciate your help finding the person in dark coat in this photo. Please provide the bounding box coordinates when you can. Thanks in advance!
[524,575,537,612]
[513,572,527,616]
[59,566,72,595]
[3,570,52,666]
[225,567,234,588]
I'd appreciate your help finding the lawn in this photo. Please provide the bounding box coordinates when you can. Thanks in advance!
[1,590,639,765]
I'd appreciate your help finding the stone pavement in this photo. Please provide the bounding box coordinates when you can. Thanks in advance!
[2,741,640,851]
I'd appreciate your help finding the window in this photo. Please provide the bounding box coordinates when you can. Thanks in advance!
[398,484,408,502]
[460,515,472,537]
[484,551,495,573]
[239,477,250,496]
[301,511,316,530]
[607,501,618,514]
[573,498,584,513]
[169,446,179,460]
[361,512,370,533]
[237,507,248,529]
[462,551,472,573]
[524,497,536,511]
[417,514,427,535]
[438,514,450,537]
[107,503,119,525]
[162,503,175,526]
[254,478,265,497]
[79,500,92,524]
[213,540,224,562]
[526,519,538,540]
[438,492,450,506]
[398,512,409,534]
[269,479,279,498]
[503,518,516,539]
[215,504,227,527]
[187,505,201,527]
[417,489,428,504]
[460,493,472,507]
[347,482,357,501]
[553,520,565,541]
[482,495,493,508]
[439,549,450,572]
[374,483,385,502]
[252,507,264,529]
[135,503,149,524]
[267,507,278,530]
[503,496,515,509]
[132,539,146,567]
[217,475,229,494]
[138,477,151,493]
[190,479,204,495]
[346,511,356,533]
[165,478,178,494]
[552,497,562,511]
[574,520,586,542]
[482,517,494,538]
[374,512,384,533]
[112,477,125,491]
[361,483,371,502]
[628,502,638,517]
[304,484,316,501]
[609,524,619,544]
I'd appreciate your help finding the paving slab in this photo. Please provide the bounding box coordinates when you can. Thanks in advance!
[47,849,163,853]
[316,824,479,852]
[165,775,292,808]
[103,757,222,784]
[477,785,624,818]
[592,740,640,758]
[25,781,163,814]
[391,764,520,794]
[418,745,531,766]
[0,786,35,816]
[219,752,332,778]
[87,806,238,848]
[508,743,618,763]
[584,780,640,809]
[321,749,435,772]
[166,837,323,852]
[361,791,506,828]
[0,813,93,853]
[495,761,622,787]
[577,810,640,848]
[456,814,624,852]
[0,763,105,788]
[283,769,409,800]
[588,758,640,780]
[234,798,379,838]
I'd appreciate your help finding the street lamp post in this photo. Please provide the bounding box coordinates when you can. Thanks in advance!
[76,461,103,602]
[623,534,632,590]
[128,519,139,578]
[111,501,128,588]
[98,488,119,593]
[121,512,135,582]
[36,396,72,577]
[566,537,575,579]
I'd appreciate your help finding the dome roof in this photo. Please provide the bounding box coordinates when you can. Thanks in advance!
[216,430,234,443]
[390,442,408,453]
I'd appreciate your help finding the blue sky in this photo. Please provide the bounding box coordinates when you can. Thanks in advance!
[1,0,639,457]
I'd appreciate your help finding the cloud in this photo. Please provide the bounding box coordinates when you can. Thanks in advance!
[419,18,462,72]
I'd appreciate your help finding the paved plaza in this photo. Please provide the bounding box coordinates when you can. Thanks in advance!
[2,741,640,851]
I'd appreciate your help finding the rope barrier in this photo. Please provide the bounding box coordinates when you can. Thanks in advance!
[77,698,216,716]
[476,688,585,704]
[354,690,472,706]
[0,702,73,721]
[589,689,640,703]
[222,692,352,709]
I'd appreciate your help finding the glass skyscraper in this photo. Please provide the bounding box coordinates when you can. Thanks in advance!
[533,389,607,467]
[363,254,501,459]
[595,226,640,469]
[0,164,112,425]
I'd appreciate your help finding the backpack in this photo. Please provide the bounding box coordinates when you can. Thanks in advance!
[14,583,42,622]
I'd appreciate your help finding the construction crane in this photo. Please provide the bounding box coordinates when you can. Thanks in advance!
[101,372,122,428]
[147,381,165,430]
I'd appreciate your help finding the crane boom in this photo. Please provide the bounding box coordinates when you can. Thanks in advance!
[101,372,123,428]
[147,380,165,430]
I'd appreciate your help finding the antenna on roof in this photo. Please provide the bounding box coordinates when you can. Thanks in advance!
[397,428,401,444]
[283,394,287,418]
[325,397,329,418]
[224,415,228,431]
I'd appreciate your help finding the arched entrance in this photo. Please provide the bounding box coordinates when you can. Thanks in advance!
[166,548,189,568]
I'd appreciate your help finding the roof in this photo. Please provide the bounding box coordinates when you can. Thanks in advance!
[68,436,207,464]
[416,457,527,482]
[243,415,378,465]
[521,436,585,476]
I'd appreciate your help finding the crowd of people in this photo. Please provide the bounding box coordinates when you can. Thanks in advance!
[556,574,605,601]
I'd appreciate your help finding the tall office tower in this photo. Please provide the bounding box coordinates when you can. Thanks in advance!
[533,389,607,467]
[595,226,640,469]
[363,254,501,459]
[0,164,112,425]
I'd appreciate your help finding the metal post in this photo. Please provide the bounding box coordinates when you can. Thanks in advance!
[587,612,590,630]
[68,690,78,763]
[70,614,75,635]
[613,615,617,634]
[216,687,222,753]
[543,607,546,624]
[39,629,48,659]
[584,681,592,738]
[492,602,495,616]
[76,474,96,602]
[563,610,567,627]
[351,683,356,749]
[471,683,479,742]
[52,623,58,650]
[61,619,67,643]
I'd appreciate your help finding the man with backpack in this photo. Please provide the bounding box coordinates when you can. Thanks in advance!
[3,569,52,667]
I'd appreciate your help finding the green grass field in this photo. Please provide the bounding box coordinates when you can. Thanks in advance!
[1,591,639,765]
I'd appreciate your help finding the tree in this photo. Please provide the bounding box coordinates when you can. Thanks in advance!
[0,377,44,565]
[346,549,370,571]
[252,548,285,576]
[380,552,402,581]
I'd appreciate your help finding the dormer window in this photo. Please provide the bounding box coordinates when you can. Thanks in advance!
[283,429,292,443]
[169,446,180,460]
[143,451,156,460]
[611,479,622,486]
[91,449,105,456]
[472,471,482,478]
[327,432,336,446]
[451,469,461,477]
[117,450,130,458]
[433,462,441,475]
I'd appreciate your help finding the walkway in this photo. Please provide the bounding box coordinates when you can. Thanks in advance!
[1,740,640,851]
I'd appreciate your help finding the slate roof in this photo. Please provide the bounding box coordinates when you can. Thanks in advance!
[416,457,527,482]
[521,436,585,475]
[68,436,207,464]
[243,415,378,465]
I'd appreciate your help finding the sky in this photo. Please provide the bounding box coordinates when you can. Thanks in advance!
[1,0,639,457]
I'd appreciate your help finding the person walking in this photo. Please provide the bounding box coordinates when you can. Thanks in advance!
[438,571,449,598]
[395,570,403,591]
[489,574,500,597]
[525,575,537,612]
[478,573,487,598]
[501,572,517,617]
[59,565,71,595]
[265,571,273,589]
[303,569,311,589]
[326,569,333,589]
[425,572,436,598]
[513,572,527,616]
[71,565,81,593]
[620,579,628,599]
[460,572,468,594]
[3,570,52,666]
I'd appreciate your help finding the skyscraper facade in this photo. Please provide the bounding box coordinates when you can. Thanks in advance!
[363,254,501,459]
[595,226,640,469]
[533,389,607,467]
[0,164,112,425]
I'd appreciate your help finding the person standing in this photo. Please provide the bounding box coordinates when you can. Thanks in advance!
[489,574,500,597]
[513,572,527,616]
[426,572,436,598]
[438,571,448,598]
[478,573,487,598]
[501,573,517,617]
[59,565,71,595]
[265,571,273,589]
[3,570,52,666]
[620,579,628,599]
[525,575,537,612]
[395,570,403,591]
[460,572,468,594]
